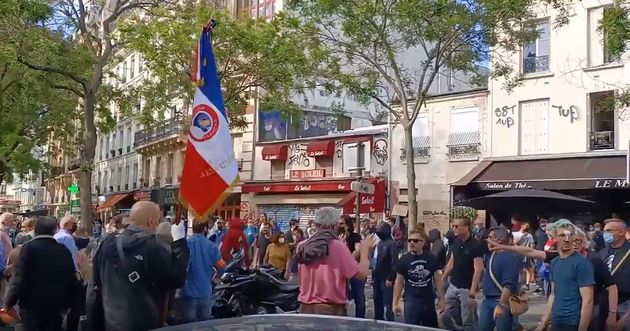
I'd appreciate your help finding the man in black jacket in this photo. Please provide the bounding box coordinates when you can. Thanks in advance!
[86,201,190,331]
[372,222,399,321]
[4,216,81,331]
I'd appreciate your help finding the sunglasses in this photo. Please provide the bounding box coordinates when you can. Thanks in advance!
[407,239,425,243]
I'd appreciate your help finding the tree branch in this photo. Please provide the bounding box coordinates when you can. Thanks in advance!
[17,57,88,87]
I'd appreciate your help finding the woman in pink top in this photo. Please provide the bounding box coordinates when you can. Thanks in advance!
[295,207,372,316]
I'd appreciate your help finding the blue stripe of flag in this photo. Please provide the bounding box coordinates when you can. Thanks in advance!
[198,29,227,120]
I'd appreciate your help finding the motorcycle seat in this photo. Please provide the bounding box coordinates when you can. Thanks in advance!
[278,282,299,293]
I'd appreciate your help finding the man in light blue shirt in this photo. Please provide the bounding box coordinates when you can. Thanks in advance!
[54,214,79,271]
[180,219,225,322]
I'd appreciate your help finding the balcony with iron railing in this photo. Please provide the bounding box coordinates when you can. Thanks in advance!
[590,130,614,150]
[523,55,549,75]
[134,117,185,147]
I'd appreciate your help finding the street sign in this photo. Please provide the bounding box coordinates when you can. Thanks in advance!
[67,183,79,194]
[70,199,80,214]
[351,181,375,194]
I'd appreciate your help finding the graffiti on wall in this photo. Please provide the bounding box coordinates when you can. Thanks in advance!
[495,105,516,128]
[288,144,310,168]
[240,202,252,222]
[373,138,388,166]
[335,140,343,159]
[552,105,579,123]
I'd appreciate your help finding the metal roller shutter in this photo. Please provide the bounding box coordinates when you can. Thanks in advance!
[258,205,341,232]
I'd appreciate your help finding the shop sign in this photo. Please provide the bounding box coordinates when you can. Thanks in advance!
[342,179,386,214]
[70,200,80,214]
[134,191,151,201]
[289,169,325,179]
[479,182,531,190]
[594,179,629,188]
[164,189,179,205]
[0,199,20,206]
[243,181,351,193]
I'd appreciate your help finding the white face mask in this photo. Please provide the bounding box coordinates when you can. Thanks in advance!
[279,238,285,244]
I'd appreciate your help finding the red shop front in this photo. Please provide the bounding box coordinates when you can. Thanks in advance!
[241,177,386,230]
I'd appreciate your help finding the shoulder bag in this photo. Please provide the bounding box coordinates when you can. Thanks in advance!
[611,248,630,276]
[489,252,529,316]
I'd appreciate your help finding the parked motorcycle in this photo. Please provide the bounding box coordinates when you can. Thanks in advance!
[212,251,300,318]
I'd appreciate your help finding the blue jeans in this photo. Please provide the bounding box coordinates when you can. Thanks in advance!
[179,297,213,323]
[404,297,438,327]
[349,277,366,318]
[479,296,513,331]
[373,276,394,321]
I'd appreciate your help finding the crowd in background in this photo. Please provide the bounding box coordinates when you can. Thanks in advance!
[0,206,628,331]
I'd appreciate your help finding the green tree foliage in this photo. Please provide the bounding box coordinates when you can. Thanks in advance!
[10,0,170,227]
[599,0,630,59]
[287,0,570,227]
[0,0,78,186]
[118,2,321,128]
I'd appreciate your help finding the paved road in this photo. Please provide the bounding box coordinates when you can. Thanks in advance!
[348,281,547,330]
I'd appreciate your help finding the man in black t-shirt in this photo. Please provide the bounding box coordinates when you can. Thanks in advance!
[393,229,445,327]
[442,217,484,331]
[600,219,630,331]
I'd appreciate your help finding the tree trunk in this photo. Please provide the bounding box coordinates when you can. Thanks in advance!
[79,90,97,230]
[403,124,418,233]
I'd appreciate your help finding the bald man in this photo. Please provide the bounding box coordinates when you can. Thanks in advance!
[86,201,190,331]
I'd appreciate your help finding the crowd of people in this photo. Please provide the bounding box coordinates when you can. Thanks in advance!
[0,203,628,331]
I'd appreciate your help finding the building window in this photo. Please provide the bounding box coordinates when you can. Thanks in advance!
[116,166,122,191]
[124,165,129,190]
[166,154,174,184]
[143,159,151,187]
[105,137,110,159]
[154,156,162,187]
[126,126,132,152]
[119,129,124,155]
[522,20,550,74]
[130,56,136,79]
[519,99,550,155]
[270,160,285,179]
[121,62,128,83]
[401,113,430,160]
[589,91,615,150]
[132,163,138,182]
[447,107,480,159]
[316,157,333,177]
[138,54,144,73]
[588,7,616,67]
[343,141,372,173]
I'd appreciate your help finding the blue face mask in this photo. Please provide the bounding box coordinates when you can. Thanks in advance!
[603,232,615,246]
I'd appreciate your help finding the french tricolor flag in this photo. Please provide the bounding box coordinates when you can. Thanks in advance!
[180,21,239,218]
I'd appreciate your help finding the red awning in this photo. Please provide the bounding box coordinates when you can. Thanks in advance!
[339,177,386,214]
[97,193,130,212]
[261,145,288,161]
[306,140,335,157]
[242,179,353,193]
